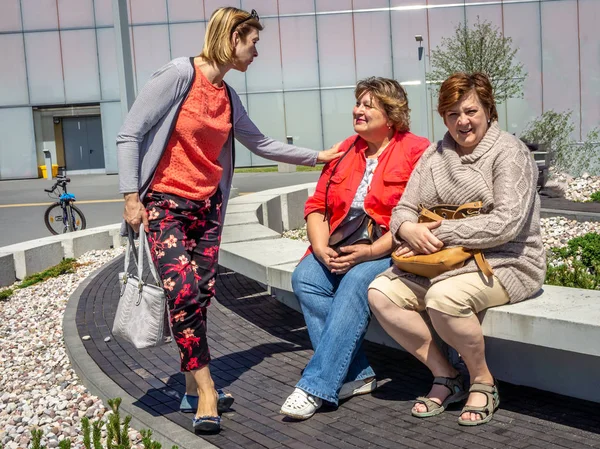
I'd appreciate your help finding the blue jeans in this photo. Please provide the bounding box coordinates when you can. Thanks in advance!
[291,253,392,404]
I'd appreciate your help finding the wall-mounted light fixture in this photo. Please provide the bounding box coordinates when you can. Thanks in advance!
[415,35,424,61]
[53,117,60,124]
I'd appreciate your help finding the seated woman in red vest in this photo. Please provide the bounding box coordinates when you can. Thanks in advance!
[280,77,430,420]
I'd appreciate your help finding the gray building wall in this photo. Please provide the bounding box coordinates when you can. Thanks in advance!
[0,0,599,179]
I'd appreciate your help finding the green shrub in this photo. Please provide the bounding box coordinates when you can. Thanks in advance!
[0,258,78,301]
[546,259,600,290]
[590,190,600,203]
[0,288,14,301]
[28,397,178,449]
[564,233,600,269]
[31,429,43,449]
[19,258,78,288]
[520,111,600,176]
[546,232,600,289]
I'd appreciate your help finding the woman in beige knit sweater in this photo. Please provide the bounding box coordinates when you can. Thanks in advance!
[368,73,546,426]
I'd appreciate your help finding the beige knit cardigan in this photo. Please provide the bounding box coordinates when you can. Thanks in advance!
[387,122,546,303]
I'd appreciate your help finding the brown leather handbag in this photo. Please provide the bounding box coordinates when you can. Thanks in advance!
[391,202,493,278]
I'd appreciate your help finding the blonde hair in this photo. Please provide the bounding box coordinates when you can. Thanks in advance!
[200,7,263,66]
[355,77,411,133]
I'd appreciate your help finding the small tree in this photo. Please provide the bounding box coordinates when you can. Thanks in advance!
[426,17,526,102]
[520,110,600,176]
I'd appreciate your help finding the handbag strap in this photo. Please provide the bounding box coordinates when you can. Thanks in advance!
[136,223,162,287]
[419,201,484,221]
[124,224,139,275]
[419,207,445,222]
[323,137,360,221]
[474,251,493,277]
[454,201,483,214]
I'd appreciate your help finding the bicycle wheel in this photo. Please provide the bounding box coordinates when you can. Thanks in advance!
[44,203,67,235]
[67,204,87,232]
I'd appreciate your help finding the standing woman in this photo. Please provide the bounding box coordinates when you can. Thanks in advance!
[117,7,340,433]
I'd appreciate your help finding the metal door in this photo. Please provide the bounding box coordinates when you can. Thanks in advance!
[85,116,105,169]
[62,117,89,171]
[62,116,105,171]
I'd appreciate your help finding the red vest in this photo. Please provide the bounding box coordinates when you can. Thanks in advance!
[305,131,430,238]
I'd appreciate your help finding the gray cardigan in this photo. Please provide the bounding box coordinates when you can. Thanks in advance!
[117,57,318,215]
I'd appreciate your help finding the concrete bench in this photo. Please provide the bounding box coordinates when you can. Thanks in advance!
[219,184,600,404]
[0,224,123,284]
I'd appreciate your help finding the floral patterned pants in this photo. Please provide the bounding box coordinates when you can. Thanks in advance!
[144,189,222,372]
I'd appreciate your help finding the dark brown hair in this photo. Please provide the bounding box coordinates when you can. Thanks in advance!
[437,72,498,122]
[355,77,411,133]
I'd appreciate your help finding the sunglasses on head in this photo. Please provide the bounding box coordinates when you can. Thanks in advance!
[230,9,259,37]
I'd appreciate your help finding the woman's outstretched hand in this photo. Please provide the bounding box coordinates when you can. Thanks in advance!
[316,141,343,163]
[398,221,444,255]
[329,244,372,275]
[123,193,149,233]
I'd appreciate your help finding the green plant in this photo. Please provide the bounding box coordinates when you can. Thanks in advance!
[546,259,600,290]
[0,258,79,301]
[571,128,600,177]
[590,190,600,203]
[81,416,104,449]
[31,429,43,449]
[0,288,14,301]
[29,397,178,449]
[520,111,600,176]
[520,110,574,169]
[140,430,163,449]
[546,232,600,290]
[19,258,78,288]
[426,17,526,102]
[103,398,133,449]
[565,233,600,269]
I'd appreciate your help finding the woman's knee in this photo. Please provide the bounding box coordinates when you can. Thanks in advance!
[291,262,312,295]
[368,276,421,314]
[291,255,326,296]
[367,288,391,314]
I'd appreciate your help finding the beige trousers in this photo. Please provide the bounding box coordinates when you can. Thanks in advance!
[369,272,510,317]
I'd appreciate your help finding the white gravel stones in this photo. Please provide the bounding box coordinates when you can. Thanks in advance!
[0,247,149,449]
[552,172,600,202]
[540,217,600,250]
[565,174,600,202]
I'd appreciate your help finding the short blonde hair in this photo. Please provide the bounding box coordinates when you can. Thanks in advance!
[355,77,411,133]
[200,7,263,66]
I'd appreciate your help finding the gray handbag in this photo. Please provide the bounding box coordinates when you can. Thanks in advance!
[112,223,171,349]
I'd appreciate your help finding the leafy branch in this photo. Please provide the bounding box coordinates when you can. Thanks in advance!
[426,17,526,102]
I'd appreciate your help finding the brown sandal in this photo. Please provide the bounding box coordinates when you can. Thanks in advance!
[412,374,468,418]
[457,382,500,426]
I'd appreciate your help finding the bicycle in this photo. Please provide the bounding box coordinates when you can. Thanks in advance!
[43,176,87,235]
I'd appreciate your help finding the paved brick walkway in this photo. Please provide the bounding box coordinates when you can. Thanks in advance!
[76,256,600,449]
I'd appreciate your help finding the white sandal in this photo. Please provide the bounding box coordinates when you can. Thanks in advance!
[280,388,322,420]
[339,377,377,401]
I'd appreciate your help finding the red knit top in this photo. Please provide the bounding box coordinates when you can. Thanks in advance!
[150,64,232,200]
